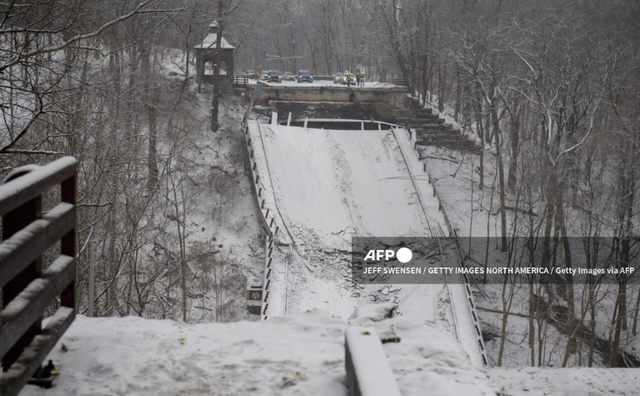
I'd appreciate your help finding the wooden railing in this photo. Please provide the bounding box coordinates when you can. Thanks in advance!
[233,75,249,87]
[0,156,77,396]
[392,78,408,86]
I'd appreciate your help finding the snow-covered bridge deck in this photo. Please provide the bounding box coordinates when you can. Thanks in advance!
[250,121,443,246]
[246,119,487,367]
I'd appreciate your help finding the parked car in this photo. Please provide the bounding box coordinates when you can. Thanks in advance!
[243,70,258,79]
[339,72,353,84]
[282,72,296,81]
[297,70,314,83]
[333,72,344,84]
[260,72,269,81]
[267,70,282,83]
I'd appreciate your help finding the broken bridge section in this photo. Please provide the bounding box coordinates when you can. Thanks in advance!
[246,119,447,318]
[243,116,488,367]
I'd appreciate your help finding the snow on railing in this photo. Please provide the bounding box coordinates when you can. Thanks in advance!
[428,171,488,366]
[0,157,78,396]
[345,327,402,396]
[233,75,249,87]
[241,122,278,320]
[403,126,489,367]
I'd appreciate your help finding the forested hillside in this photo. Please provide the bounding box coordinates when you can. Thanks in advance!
[1,0,639,370]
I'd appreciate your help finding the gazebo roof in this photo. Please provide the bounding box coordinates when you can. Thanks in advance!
[194,33,234,50]
[195,21,234,50]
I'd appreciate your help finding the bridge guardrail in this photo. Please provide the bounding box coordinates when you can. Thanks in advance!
[0,157,77,396]
[242,120,279,320]
[392,78,408,86]
[233,75,249,87]
[404,122,489,366]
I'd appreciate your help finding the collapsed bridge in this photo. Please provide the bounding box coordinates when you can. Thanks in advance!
[242,114,487,368]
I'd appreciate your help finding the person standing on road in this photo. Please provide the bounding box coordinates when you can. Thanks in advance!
[346,72,352,87]
[358,72,365,87]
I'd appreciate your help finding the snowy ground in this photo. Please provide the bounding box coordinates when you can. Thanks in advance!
[418,146,495,237]
[20,310,640,396]
[489,367,640,396]
[22,309,497,396]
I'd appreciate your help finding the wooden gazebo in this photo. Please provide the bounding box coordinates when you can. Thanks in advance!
[194,21,235,85]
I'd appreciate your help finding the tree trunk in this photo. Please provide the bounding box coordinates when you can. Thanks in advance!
[507,96,520,192]
[492,103,507,252]
[211,1,225,132]
[141,46,159,188]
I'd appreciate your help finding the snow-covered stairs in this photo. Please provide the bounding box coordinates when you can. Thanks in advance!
[396,98,481,154]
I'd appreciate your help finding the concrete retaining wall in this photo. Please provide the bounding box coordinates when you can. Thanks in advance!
[253,86,414,120]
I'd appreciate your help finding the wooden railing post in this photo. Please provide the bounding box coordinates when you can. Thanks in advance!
[60,174,76,309]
